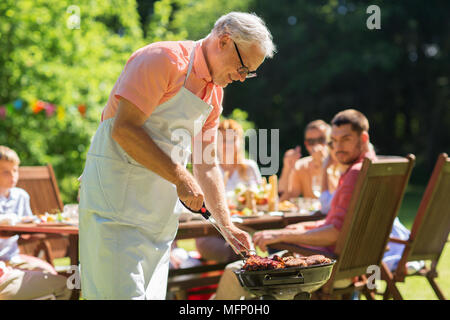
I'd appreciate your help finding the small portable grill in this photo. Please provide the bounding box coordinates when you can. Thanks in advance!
[234,260,336,300]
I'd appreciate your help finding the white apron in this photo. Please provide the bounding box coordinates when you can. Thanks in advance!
[78,43,213,299]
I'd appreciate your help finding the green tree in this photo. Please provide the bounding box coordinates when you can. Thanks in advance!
[145,0,253,42]
[0,0,145,202]
[223,0,450,180]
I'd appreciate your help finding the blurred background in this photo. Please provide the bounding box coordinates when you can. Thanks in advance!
[1,0,449,206]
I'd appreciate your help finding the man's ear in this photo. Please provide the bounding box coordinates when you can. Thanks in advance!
[361,131,369,144]
[218,34,231,50]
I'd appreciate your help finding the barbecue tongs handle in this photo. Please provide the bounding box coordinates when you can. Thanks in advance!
[179,200,211,220]
[179,200,255,259]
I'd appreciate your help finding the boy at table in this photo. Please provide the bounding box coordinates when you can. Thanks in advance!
[0,145,71,300]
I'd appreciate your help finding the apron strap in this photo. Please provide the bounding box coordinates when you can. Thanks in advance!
[183,42,197,87]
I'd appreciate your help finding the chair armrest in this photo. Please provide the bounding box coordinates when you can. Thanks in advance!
[388,237,410,246]
[268,242,338,259]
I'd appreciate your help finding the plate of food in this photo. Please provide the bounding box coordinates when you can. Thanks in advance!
[37,212,78,226]
[278,200,297,212]
[230,208,264,219]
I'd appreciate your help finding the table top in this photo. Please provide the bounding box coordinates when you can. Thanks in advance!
[0,211,326,239]
[176,211,326,239]
[0,223,79,235]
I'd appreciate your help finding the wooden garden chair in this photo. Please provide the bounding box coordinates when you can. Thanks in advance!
[17,164,64,215]
[381,153,450,300]
[269,154,416,300]
[15,164,69,265]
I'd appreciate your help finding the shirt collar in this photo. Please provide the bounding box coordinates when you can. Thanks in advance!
[193,39,213,83]
[0,188,18,201]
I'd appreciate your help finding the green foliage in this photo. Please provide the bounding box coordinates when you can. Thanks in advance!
[2,0,448,202]
[146,0,253,41]
[222,108,255,133]
[0,0,144,202]
[223,0,450,177]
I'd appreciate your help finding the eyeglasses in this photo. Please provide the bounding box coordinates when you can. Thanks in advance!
[305,137,327,146]
[233,41,257,79]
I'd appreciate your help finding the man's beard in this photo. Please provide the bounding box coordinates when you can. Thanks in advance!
[338,141,363,165]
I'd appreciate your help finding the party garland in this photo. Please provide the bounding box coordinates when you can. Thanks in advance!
[0,99,87,120]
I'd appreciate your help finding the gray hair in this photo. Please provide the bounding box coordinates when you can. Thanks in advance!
[211,12,276,58]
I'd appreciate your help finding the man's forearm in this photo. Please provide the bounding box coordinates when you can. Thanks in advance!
[112,122,188,186]
[193,163,231,227]
[281,224,339,247]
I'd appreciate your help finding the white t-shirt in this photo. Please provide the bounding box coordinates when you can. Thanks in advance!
[220,159,262,192]
[0,187,33,217]
[0,188,34,261]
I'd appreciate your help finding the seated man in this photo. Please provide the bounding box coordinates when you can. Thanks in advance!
[214,109,374,299]
[0,145,71,300]
[279,120,331,201]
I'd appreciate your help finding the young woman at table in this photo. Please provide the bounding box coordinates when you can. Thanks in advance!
[0,146,71,300]
[195,119,262,263]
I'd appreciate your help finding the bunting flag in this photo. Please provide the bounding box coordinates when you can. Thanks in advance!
[0,98,87,120]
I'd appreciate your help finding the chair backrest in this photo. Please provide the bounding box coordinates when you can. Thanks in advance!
[332,154,415,281]
[16,164,64,215]
[407,153,450,262]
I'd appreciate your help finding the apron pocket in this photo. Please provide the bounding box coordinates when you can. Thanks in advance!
[95,157,131,218]
[122,165,178,230]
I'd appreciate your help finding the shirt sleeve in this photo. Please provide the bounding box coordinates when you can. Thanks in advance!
[23,193,33,217]
[324,168,360,231]
[16,189,33,217]
[114,48,176,116]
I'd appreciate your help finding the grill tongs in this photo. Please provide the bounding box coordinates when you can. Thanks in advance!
[179,200,255,260]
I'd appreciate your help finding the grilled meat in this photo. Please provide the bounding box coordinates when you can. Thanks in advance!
[242,254,331,271]
[242,255,285,271]
[305,255,332,266]
[282,256,308,267]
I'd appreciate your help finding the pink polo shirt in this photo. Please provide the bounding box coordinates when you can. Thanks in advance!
[314,151,377,253]
[102,40,223,144]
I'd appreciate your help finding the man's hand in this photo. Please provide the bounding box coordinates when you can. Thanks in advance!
[169,252,183,269]
[221,224,253,255]
[310,144,328,165]
[283,146,301,170]
[285,222,308,232]
[253,229,287,252]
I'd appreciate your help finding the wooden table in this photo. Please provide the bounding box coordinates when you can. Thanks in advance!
[0,223,79,265]
[176,211,326,239]
[0,211,326,261]
[0,211,325,299]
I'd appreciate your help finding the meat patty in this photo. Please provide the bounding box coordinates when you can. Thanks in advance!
[305,255,332,266]
[242,254,285,271]
[282,256,308,267]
